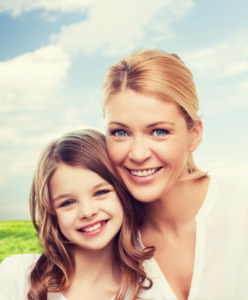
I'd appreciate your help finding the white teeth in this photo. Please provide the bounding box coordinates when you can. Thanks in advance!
[130,168,159,177]
[81,221,106,232]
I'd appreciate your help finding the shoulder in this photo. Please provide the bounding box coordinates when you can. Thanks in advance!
[208,177,248,231]
[0,254,41,300]
[0,253,41,274]
[0,253,41,282]
[210,177,247,207]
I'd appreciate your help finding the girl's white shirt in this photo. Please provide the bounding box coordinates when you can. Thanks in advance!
[137,177,248,300]
[0,253,164,300]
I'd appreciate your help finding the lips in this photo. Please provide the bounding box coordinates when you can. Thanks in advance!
[78,220,109,233]
[128,167,162,177]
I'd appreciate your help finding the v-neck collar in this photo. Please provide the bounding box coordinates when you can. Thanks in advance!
[137,177,218,300]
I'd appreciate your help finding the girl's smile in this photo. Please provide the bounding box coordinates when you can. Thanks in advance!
[77,219,109,236]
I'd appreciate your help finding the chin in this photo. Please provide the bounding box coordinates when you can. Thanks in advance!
[76,241,112,252]
[129,188,161,203]
[135,197,158,203]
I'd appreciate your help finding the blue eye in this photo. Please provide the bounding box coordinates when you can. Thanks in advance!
[61,200,75,207]
[95,190,109,197]
[153,129,169,137]
[112,130,128,137]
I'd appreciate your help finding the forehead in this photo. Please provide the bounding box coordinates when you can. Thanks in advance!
[49,164,107,193]
[105,89,184,124]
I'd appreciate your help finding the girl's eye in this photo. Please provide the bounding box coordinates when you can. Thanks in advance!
[61,200,75,207]
[152,129,169,137]
[95,190,110,197]
[111,130,128,137]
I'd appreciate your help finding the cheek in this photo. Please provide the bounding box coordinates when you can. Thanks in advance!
[155,141,189,170]
[56,213,71,232]
[165,137,190,155]
[106,141,126,166]
[110,198,124,224]
[116,207,124,227]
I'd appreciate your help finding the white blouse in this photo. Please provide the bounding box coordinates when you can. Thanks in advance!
[0,253,164,299]
[137,177,248,300]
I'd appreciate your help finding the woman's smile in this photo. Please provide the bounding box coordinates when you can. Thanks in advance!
[125,166,163,183]
[129,167,162,177]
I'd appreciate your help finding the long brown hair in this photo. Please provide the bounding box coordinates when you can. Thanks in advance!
[28,129,154,300]
[102,49,207,180]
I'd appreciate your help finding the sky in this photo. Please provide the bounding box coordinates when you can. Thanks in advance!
[0,0,248,220]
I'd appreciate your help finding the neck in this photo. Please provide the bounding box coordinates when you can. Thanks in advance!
[73,241,120,284]
[142,176,209,233]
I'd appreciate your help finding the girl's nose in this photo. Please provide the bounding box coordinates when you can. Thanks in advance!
[78,202,98,220]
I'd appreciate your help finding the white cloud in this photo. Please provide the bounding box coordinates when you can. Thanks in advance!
[227,76,248,106]
[180,31,248,113]
[235,77,248,103]
[0,45,71,112]
[0,178,5,186]
[197,78,248,114]
[0,0,91,17]
[0,120,97,184]
[52,0,194,56]
[183,31,248,79]
[0,43,103,188]
[0,116,97,147]
[0,118,103,204]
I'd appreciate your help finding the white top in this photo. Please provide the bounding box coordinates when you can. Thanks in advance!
[137,177,248,300]
[0,253,164,300]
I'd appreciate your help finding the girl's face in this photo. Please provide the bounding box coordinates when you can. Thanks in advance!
[105,89,202,203]
[50,163,123,251]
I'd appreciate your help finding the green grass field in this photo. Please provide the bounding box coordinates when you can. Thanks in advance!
[0,221,42,263]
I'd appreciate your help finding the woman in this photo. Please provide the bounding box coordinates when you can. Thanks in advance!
[101,49,248,300]
[0,129,163,300]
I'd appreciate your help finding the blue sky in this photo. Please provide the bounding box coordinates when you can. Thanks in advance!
[0,0,248,220]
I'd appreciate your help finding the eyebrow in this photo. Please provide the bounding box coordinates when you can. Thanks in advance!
[147,121,175,127]
[53,193,74,203]
[107,121,175,128]
[52,182,111,202]
[93,182,111,190]
[107,122,129,128]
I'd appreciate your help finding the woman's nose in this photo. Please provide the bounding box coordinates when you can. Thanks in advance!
[128,137,152,163]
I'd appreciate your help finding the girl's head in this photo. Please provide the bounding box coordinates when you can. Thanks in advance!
[29,129,153,300]
[101,50,207,199]
[31,129,126,251]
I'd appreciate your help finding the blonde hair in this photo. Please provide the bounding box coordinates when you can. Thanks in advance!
[28,129,155,300]
[102,49,207,180]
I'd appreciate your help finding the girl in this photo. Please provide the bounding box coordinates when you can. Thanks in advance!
[0,129,163,300]
[102,49,248,300]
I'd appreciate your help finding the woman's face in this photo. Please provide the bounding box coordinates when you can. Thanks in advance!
[104,89,202,203]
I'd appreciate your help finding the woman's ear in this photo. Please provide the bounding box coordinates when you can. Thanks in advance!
[189,120,203,152]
